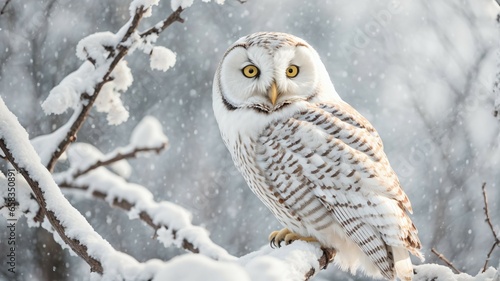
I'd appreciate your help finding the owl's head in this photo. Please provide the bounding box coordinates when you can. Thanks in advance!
[213,32,339,117]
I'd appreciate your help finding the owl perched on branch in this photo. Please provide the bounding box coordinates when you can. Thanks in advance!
[212,32,423,280]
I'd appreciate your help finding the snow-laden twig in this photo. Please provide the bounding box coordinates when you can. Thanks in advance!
[431,248,462,274]
[44,4,184,172]
[70,117,170,179]
[140,7,184,40]
[57,167,236,261]
[481,183,500,273]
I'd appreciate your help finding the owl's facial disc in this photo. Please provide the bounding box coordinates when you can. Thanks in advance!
[219,43,318,113]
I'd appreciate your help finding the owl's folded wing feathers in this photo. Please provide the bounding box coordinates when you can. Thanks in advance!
[258,101,422,276]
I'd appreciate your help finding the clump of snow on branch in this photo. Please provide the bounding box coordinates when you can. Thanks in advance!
[152,255,250,281]
[129,0,159,17]
[413,264,498,281]
[0,171,38,223]
[76,32,118,65]
[130,116,168,148]
[95,61,133,125]
[171,0,225,11]
[150,46,176,72]
[41,62,95,115]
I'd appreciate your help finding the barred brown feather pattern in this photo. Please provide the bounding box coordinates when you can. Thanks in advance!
[229,101,422,279]
[213,31,423,281]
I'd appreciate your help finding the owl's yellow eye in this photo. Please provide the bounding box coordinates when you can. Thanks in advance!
[286,65,299,78]
[242,65,259,78]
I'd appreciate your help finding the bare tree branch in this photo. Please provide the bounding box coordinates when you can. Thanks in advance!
[481,183,500,272]
[431,247,462,274]
[0,139,104,273]
[0,0,10,15]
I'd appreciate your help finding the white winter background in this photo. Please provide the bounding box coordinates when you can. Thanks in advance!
[0,0,499,280]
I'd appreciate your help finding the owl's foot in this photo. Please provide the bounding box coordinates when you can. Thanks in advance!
[269,228,318,248]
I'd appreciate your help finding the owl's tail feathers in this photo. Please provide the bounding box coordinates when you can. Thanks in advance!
[393,247,416,281]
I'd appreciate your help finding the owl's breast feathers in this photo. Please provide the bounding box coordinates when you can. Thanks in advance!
[232,100,422,279]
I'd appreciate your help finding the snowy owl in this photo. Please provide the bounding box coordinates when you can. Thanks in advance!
[212,32,423,280]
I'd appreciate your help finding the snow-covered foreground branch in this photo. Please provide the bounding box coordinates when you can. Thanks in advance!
[0,94,335,280]
[57,169,235,261]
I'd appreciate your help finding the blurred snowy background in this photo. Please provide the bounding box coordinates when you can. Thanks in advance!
[0,0,499,280]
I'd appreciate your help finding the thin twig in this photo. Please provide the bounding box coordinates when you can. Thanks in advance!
[72,144,167,179]
[431,247,462,274]
[481,183,500,272]
[0,139,103,273]
[0,0,11,15]
[140,7,184,39]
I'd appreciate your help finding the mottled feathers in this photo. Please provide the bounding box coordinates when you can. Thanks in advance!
[212,32,423,280]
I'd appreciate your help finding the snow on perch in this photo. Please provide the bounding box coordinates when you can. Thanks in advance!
[150,46,176,72]
[152,255,250,281]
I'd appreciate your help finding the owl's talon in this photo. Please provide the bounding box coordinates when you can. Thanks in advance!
[269,237,276,249]
[268,228,318,248]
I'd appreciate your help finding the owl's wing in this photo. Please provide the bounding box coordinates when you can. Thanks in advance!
[256,101,421,278]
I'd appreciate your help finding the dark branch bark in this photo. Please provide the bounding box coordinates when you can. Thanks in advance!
[0,0,11,15]
[0,139,103,273]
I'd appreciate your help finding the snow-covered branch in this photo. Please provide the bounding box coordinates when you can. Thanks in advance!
[42,2,185,172]
[0,98,105,273]
[56,168,235,261]
[66,116,170,180]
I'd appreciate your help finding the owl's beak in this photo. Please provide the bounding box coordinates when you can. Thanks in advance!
[268,82,278,106]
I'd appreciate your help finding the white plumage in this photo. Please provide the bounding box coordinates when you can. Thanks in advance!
[212,32,423,280]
